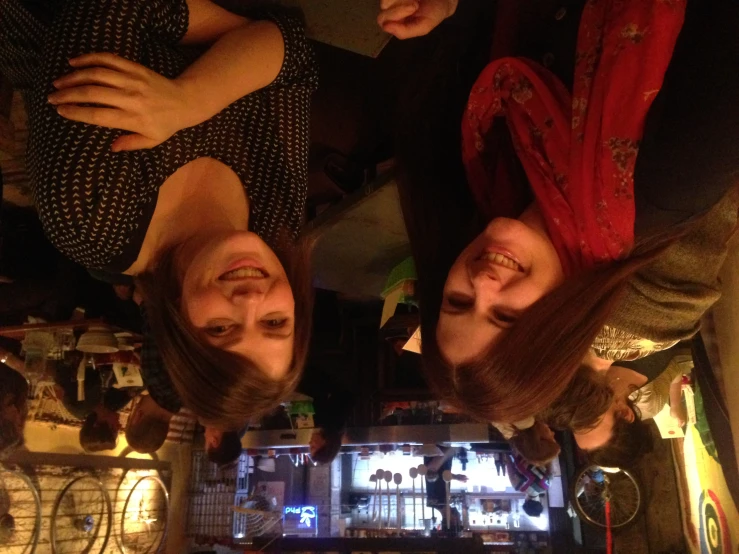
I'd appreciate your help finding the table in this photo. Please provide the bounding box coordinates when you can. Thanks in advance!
[306,170,410,299]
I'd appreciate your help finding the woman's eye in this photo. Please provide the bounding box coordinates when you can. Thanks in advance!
[494,311,517,325]
[446,295,473,310]
[263,318,287,329]
[206,324,232,337]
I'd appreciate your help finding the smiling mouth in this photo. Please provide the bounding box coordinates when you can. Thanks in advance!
[479,252,524,272]
[219,267,268,280]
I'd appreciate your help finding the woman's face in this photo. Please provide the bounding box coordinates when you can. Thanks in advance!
[573,397,635,451]
[436,211,564,365]
[179,231,295,380]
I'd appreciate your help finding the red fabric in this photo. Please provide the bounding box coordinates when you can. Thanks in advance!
[462,0,686,276]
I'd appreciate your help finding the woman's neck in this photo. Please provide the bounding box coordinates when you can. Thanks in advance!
[518,201,550,240]
[125,158,249,274]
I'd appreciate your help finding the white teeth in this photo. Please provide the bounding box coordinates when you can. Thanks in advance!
[220,267,266,280]
[481,253,522,272]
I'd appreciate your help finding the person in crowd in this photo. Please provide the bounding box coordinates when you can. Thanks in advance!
[386,0,739,427]
[204,427,242,467]
[494,418,560,466]
[53,355,132,452]
[125,393,173,454]
[0,0,317,431]
[308,428,344,465]
[505,452,550,518]
[424,447,468,507]
[522,498,544,518]
[571,351,691,468]
[298,366,355,465]
[0,364,29,455]
[493,452,505,476]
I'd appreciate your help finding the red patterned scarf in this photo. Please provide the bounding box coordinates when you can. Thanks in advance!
[462,0,686,276]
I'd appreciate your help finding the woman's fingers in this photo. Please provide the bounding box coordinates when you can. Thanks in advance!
[381,17,436,40]
[377,1,420,28]
[55,104,139,133]
[68,52,149,77]
[53,67,131,90]
[48,85,132,108]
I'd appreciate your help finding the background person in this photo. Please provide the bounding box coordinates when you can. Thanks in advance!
[0,365,29,455]
[505,452,550,518]
[204,427,242,467]
[125,393,173,454]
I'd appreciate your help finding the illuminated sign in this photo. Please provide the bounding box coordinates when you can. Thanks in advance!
[283,505,318,536]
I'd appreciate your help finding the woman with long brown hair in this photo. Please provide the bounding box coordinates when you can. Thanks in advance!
[0,0,316,430]
[391,0,739,425]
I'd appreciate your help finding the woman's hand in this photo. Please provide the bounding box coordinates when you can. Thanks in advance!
[377,0,458,40]
[48,53,200,152]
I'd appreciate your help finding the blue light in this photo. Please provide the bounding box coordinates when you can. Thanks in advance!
[283,505,318,531]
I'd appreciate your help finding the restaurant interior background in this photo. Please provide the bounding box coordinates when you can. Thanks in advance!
[1,0,738,553]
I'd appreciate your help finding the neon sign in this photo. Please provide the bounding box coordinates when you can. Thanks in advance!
[283,505,317,532]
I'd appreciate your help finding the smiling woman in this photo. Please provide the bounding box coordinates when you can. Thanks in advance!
[137,234,313,431]
[396,0,739,428]
[0,0,317,429]
[437,207,564,365]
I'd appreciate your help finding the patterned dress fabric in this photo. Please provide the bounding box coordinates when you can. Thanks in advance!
[0,0,317,271]
[590,325,679,363]
[508,453,550,495]
[461,0,685,276]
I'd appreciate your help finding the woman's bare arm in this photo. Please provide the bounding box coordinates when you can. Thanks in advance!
[176,0,286,120]
[50,0,289,150]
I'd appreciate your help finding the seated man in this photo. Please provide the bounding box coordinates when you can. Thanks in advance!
[0,364,29,455]
[123,312,186,454]
[125,393,173,454]
[298,367,355,465]
[54,355,132,452]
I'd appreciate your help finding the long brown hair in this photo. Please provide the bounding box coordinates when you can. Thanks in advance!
[422,240,682,424]
[506,366,615,466]
[538,366,615,432]
[136,238,314,431]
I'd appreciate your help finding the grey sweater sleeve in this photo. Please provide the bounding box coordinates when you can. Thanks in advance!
[606,187,739,344]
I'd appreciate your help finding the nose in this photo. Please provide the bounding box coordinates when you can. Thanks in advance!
[468,258,521,290]
[224,279,270,300]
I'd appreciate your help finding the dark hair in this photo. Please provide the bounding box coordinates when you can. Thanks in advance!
[522,499,544,518]
[539,366,615,432]
[310,428,343,465]
[136,237,314,431]
[79,413,118,452]
[0,417,24,455]
[206,431,242,467]
[587,401,654,469]
[125,414,169,454]
[0,366,28,455]
[509,422,561,466]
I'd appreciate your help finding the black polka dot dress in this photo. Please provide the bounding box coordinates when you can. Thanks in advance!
[0,0,317,271]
